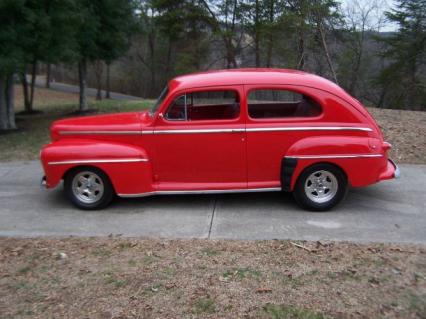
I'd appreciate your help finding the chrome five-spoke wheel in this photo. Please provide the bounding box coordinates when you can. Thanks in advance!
[293,163,347,211]
[72,171,104,204]
[304,170,338,204]
[64,167,114,210]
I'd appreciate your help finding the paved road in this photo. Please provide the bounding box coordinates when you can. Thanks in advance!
[0,161,425,243]
[35,78,142,101]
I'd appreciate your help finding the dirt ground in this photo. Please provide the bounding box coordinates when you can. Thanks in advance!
[0,238,425,319]
[367,107,426,165]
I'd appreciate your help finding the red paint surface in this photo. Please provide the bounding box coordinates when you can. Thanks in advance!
[40,69,395,195]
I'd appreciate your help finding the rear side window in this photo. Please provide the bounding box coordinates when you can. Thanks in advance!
[248,89,322,119]
[166,90,240,121]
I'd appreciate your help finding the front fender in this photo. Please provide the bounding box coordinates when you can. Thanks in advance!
[286,136,387,189]
[40,139,154,194]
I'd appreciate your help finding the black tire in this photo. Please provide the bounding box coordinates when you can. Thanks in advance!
[293,163,348,212]
[64,166,115,210]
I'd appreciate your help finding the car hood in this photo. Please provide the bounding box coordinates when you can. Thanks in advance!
[50,111,153,141]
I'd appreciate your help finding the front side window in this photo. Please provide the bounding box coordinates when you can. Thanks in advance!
[165,90,240,121]
[248,89,322,119]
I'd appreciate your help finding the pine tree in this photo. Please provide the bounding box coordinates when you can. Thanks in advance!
[376,0,426,110]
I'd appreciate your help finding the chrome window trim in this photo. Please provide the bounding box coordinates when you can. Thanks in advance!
[48,158,149,165]
[59,131,142,135]
[246,126,372,132]
[285,154,383,159]
[118,187,281,198]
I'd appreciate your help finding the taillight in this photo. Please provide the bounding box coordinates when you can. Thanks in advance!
[382,142,392,151]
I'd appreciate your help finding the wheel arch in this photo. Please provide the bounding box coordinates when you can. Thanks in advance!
[62,165,116,193]
[285,159,349,192]
[40,139,155,194]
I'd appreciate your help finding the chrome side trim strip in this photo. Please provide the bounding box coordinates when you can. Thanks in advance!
[118,187,281,198]
[59,127,371,136]
[285,154,383,159]
[246,126,372,132]
[154,128,245,134]
[48,158,149,165]
[59,131,142,135]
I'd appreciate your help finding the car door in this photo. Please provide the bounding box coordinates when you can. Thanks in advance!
[153,86,247,191]
[244,85,324,189]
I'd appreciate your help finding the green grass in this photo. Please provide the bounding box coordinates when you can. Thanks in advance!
[102,269,128,288]
[222,267,262,280]
[0,99,154,162]
[200,247,219,256]
[192,297,216,314]
[261,304,328,319]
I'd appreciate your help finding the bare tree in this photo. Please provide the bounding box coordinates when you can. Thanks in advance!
[200,0,243,68]
[343,0,387,95]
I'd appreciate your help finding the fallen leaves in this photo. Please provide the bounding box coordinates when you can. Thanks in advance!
[256,287,272,293]
[0,237,424,319]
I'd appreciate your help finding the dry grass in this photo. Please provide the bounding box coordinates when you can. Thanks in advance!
[368,107,426,165]
[0,238,425,318]
[14,85,92,111]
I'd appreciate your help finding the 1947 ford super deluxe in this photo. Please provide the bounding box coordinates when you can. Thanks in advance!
[40,69,399,211]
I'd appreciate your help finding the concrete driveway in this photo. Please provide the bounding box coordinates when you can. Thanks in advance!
[0,161,425,243]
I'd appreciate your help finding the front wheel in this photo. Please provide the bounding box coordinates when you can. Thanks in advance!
[64,167,115,210]
[293,163,348,211]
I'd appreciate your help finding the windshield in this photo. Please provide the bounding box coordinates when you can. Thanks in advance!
[151,86,168,115]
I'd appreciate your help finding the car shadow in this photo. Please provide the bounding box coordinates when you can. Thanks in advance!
[45,183,400,215]
[113,190,299,211]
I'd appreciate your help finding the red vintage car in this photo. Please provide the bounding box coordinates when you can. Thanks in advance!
[40,69,399,211]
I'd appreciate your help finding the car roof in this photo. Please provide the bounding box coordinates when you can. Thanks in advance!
[170,68,336,93]
[168,68,367,116]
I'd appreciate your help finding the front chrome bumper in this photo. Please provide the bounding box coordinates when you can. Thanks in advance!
[389,159,400,179]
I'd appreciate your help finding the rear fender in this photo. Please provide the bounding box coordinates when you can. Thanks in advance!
[40,139,154,194]
[285,136,386,190]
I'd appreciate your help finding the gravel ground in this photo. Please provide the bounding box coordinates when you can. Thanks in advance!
[367,107,426,164]
[0,238,425,319]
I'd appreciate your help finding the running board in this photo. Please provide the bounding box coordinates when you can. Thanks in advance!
[117,187,282,198]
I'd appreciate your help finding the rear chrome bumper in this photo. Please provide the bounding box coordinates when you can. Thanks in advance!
[389,159,400,179]
[40,176,47,188]
[378,159,400,181]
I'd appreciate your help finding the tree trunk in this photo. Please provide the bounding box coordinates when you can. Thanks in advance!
[6,74,16,129]
[21,72,31,112]
[349,33,365,95]
[0,77,7,130]
[297,31,305,70]
[225,39,237,69]
[105,62,111,99]
[317,21,338,84]
[266,0,274,67]
[78,59,88,111]
[29,60,37,111]
[0,74,17,130]
[254,0,260,67]
[46,63,51,88]
[94,60,103,100]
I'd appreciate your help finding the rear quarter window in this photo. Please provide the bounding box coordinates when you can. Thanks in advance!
[248,89,322,119]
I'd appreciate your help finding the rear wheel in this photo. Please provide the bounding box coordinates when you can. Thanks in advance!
[64,167,114,210]
[293,163,348,211]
